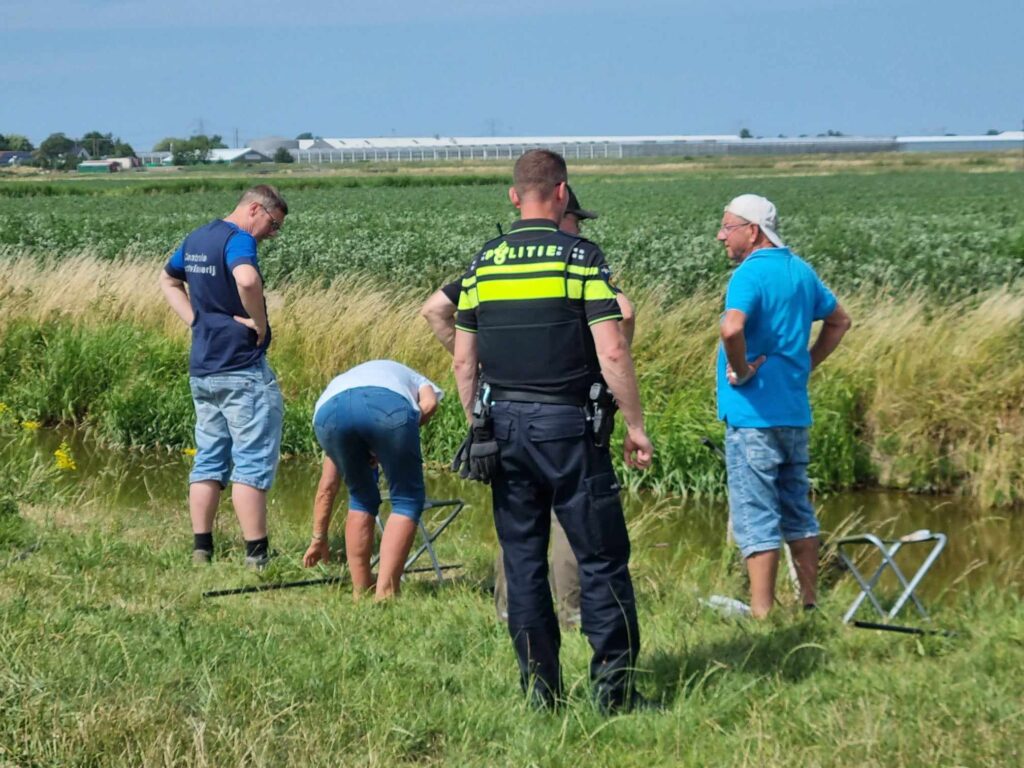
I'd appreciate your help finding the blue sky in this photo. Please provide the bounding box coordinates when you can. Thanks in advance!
[3,0,1021,151]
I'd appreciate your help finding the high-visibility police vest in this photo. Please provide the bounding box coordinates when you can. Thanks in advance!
[455,218,622,400]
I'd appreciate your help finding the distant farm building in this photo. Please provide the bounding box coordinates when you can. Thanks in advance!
[133,148,271,165]
[208,148,272,163]
[77,160,120,174]
[108,156,142,170]
[237,131,1024,165]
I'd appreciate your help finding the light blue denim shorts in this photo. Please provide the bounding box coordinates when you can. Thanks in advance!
[725,425,819,558]
[313,387,424,521]
[189,358,284,491]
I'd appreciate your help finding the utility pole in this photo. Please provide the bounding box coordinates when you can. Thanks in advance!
[234,128,239,148]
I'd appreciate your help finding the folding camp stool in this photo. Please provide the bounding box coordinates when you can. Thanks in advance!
[836,529,946,627]
[373,497,465,582]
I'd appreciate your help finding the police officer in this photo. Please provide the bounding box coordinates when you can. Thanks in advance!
[421,185,635,630]
[452,149,654,712]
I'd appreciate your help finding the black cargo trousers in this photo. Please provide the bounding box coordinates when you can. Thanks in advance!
[489,399,640,707]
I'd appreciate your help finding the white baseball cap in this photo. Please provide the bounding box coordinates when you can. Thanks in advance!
[724,194,784,247]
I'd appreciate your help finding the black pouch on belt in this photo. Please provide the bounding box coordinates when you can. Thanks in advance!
[451,382,499,484]
[588,381,618,449]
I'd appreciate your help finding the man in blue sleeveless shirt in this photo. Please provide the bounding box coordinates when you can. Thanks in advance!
[717,194,851,618]
[159,185,287,568]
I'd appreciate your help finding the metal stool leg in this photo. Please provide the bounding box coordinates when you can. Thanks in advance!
[838,530,947,628]
[402,499,465,581]
[839,534,902,623]
[887,534,946,619]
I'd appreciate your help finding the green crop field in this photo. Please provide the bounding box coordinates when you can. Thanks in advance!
[2,165,1022,299]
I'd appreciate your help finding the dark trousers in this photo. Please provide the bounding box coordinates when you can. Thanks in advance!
[490,401,640,705]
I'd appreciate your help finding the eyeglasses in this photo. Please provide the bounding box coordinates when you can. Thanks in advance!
[718,221,752,235]
[260,204,283,232]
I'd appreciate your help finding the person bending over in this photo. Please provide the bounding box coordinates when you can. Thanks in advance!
[302,359,443,600]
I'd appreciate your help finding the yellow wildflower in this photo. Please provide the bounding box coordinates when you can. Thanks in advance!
[54,440,77,471]
[0,402,9,416]
[22,420,41,431]
[183,447,197,457]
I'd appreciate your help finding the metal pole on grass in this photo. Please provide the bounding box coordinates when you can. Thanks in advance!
[202,563,463,599]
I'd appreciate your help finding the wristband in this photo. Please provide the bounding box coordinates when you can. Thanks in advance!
[311,532,327,542]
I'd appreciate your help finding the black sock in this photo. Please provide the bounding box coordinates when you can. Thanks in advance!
[245,537,269,558]
[194,532,213,552]
[803,603,817,611]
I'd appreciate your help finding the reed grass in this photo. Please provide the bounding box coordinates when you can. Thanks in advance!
[3,254,1024,505]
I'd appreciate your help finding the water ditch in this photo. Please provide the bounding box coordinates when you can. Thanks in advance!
[11,428,1021,599]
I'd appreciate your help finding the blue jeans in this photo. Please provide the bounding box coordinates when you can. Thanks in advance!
[313,387,424,521]
[189,358,284,491]
[725,425,819,558]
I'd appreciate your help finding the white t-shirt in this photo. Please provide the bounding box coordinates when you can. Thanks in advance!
[313,360,444,420]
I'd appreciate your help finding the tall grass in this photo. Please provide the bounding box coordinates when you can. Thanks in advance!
[4,254,1024,505]
[0,488,1021,767]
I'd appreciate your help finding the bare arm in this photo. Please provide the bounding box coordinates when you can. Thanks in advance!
[232,264,269,346]
[810,303,852,370]
[591,319,653,468]
[421,290,457,355]
[616,293,636,347]
[417,384,439,426]
[453,329,479,423]
[159,270,194,327]
[303,457,341,567]
[720,309,766,385]
[720,309,749,375]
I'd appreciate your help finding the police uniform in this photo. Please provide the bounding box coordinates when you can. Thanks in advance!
[456,218,639,707]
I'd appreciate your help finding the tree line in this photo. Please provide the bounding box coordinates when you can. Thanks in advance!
[2,131,300,169]
[1,131,136,170]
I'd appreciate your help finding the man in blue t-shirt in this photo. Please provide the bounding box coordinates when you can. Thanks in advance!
[717,194,851,618]
[159,184,288,568]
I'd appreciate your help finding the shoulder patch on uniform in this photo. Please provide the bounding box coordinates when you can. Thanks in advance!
[565,235,599,261]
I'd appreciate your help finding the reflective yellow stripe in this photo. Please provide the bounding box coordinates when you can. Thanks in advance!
[567,278,616,301]
[584,281,617,301]
[454,324,477,333]
[566,265,600,277]
[457,287,478,310]
[461,275,477,288]
[477,262,566,277]
[477,276,567,301]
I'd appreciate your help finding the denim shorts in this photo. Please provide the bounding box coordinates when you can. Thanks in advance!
[189,358,284,491]
[725,425,819,558]
[313,386,424,521]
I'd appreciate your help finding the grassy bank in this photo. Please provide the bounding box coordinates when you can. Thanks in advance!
[4,256,1024,505]
[0,463,1021,766]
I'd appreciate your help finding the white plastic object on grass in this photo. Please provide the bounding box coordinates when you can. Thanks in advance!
[700,594,752,618]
